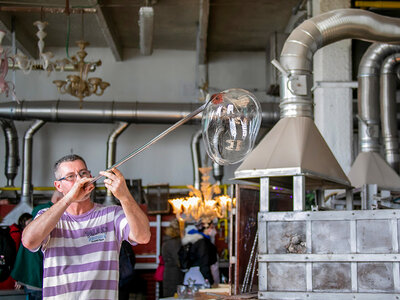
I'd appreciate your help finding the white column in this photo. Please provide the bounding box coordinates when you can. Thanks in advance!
[313,0,353,175]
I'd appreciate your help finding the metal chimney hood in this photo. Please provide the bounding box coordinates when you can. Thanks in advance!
[235,8,400,192]
[348,152,400,191]
[234,117,351,190]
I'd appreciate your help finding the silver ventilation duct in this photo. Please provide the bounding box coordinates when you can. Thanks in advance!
[381,53,400,172]
[235,8,400,190]
[358,44,400,153]
[105,122,130,205]
[191,129,203,190]
[0,119,19,186]
[21,120,45,203]
[190,129,224,189]
[212,161,223,185]
[3,120,46,225]
[0,100,279,203]
[348,44,400,190]
[0,100,280,125]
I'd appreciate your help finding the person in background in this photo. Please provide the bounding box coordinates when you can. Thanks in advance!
[161,219,184,297]
[182,219,218,286]
[0,212,32,290]
[21,154,150,299]
[118,240,136,300]
[11,190,63,300]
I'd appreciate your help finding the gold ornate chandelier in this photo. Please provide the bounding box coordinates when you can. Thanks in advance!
[169,167,235,224]
[53,40,110,103]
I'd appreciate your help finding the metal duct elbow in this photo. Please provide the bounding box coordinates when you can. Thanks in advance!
[279,8,400,119]
[358,44,400,153]
[0,119,19,186]
[105,122,130,205]
[191,129,203,190]
[381,53,400,172]
[21,120,45,204]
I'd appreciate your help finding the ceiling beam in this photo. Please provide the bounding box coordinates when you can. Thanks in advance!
[196,0,210,91]
[92,2,123,62]
[0,12,36,59]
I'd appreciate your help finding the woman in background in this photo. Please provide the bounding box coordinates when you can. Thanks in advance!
[0,212,32,290]
[161,219,184,297]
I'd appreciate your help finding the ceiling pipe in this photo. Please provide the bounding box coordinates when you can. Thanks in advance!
[236,8,400,191]
[381,53,400,173]
[358,44,400,153]
[191,129,203,190]
[348,44,400,191]
[0,119,19,186]
[21,119,45,204]
[0,119,43,225]
[279,9,400,119]
[104,122,129,206]
[4,99,400,131]
[0,100,278,199]
[0,6,96,14]
[0,100,280,126]
[212,161,223,186]
[190,129,224,188]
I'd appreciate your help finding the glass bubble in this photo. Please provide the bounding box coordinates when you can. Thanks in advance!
[202,88,262,165]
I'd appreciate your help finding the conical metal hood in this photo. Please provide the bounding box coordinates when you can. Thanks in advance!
[348,152,400,191]
[234,117,351,189]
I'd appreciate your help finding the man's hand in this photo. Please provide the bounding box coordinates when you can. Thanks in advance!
[100,168,150,244]
[64,177,95,204]
[100,168,130,199]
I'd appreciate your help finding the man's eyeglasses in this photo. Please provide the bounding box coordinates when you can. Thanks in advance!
[57,170,91,182]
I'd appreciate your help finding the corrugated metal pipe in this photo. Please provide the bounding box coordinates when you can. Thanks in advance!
[0,119,19,186]
[358,44,400,153]
[191,129,203,190]
[105,122,130,205]
[212,161,223,185]
[381,52,400,172]
[0,100,280,126]
[190,130,224,188]
[0,100,279,201]
[277,8,400,119]
[21,120,45,203]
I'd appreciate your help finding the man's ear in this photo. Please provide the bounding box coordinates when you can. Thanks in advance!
[54,181,63,193]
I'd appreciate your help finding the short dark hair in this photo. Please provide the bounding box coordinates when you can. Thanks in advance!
[54,154,87,178]
[195,219,213,232]
[18,213,32,230]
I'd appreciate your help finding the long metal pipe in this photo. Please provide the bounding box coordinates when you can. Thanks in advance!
[0,119,19,186]
[21,120,45,203]
[190,130,223,188]
[279,8,400,119]
[212,161,223,186]
[105,122,129,205]
[0,6,96,14]
[0,100,279,200]
[0,100,280,127]
[191,129,203,190]
[381,53,400,172]
[358,44,400,153]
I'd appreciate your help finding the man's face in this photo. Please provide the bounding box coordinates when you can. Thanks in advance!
[204,223,216,237]
[54,159,91,197]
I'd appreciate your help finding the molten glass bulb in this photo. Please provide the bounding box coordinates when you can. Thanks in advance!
[202,88,262,165]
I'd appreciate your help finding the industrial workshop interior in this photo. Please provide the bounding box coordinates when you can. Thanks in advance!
[3,0,400,299]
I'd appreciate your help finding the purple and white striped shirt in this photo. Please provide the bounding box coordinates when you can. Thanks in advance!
[35,203,134,300]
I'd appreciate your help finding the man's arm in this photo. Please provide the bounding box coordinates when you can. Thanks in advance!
[100,169,151,244]
[21,178,94,251]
